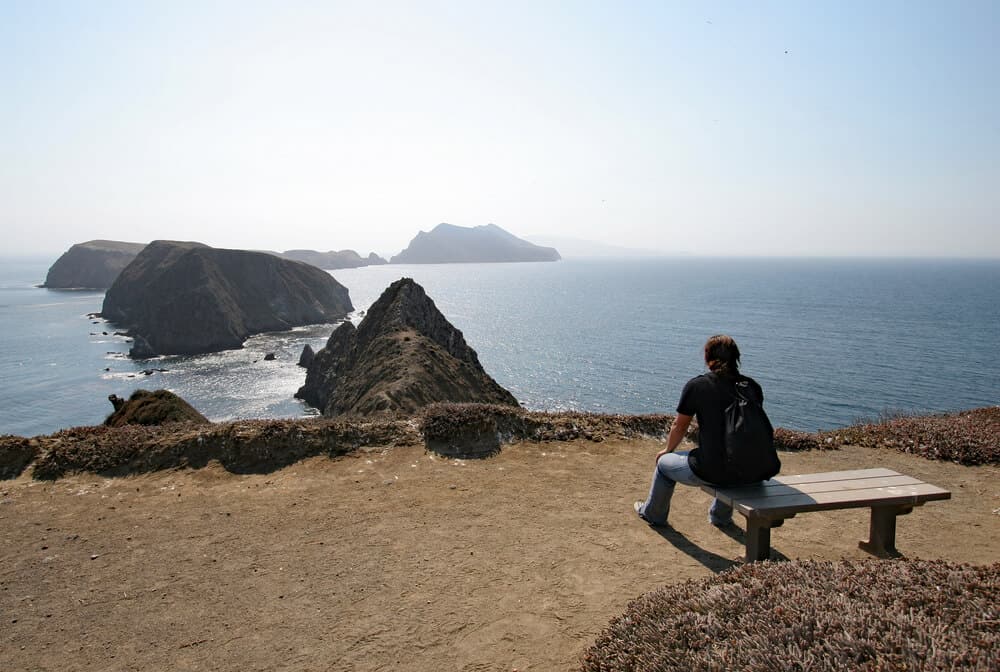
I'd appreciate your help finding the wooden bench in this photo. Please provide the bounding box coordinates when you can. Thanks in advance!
[700,468,951,562]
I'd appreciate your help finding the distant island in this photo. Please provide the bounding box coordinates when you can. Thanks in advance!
[390,223,560,264]
[101,240,353,358]
[278,249,387,269]
[41,240,147,289]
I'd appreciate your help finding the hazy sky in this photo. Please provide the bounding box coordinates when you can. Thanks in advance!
[2,1,998,257]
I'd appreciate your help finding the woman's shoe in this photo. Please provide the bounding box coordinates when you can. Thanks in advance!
[634,501,669,528]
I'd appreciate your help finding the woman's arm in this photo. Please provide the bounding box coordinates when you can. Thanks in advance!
[655,413,693,461]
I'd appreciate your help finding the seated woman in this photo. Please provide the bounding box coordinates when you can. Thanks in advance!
[634,334,778,527]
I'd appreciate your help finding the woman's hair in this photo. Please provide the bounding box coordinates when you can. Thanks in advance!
[704,334,741,377]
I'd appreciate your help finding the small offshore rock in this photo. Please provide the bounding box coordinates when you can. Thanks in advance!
[297,344,315,368]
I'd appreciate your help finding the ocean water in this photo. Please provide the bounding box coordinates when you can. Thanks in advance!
[0,256,997,437]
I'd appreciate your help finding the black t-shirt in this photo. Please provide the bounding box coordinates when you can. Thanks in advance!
[677,372,764,485]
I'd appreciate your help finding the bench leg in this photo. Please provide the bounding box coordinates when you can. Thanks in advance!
[745,519,772,562]
[858,505,911,558]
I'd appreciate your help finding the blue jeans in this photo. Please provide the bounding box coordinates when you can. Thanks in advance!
[637,450,733,526]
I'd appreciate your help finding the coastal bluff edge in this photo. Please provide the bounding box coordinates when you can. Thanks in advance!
[1,404,996,481]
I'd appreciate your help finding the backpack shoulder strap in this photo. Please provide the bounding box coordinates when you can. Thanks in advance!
[732,377,762,405]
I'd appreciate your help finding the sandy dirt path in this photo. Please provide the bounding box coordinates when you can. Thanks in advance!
[2,439,997,671]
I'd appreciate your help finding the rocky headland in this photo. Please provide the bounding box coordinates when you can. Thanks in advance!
[296,278,519,417]
[279,249,388,269]
[42,240,147,289]
[100,240,353,358]
[390,223,561,264]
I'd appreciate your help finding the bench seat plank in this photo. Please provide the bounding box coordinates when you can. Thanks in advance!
[716,475,925,500]
[768,468,901,485]
[731,483,950,518]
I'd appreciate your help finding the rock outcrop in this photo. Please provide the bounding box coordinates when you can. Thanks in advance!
[101,241,353,358]
[0,436,36,479]
[279,249,388,269]
[390,223,561,264]
[105,390,210,427]
[296,278,518,417]
[42,240,146,289]
[298,344,315,368]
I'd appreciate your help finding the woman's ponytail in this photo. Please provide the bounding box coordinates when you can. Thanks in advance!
[704,334,741,378]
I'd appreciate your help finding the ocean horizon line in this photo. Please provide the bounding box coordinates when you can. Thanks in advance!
[4,252,1000,264]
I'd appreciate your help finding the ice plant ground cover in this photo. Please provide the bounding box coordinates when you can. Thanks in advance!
[581,559,999,671]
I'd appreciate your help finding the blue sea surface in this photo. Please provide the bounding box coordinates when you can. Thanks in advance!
[0,256,997,437]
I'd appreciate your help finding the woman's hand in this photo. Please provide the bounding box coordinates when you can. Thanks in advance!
[654,447,672,462]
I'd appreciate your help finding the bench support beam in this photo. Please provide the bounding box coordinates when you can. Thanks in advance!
[746,521,770,562]
[858,505,913,558]
[745,517,788,562]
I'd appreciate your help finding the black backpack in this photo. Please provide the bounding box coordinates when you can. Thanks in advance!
[724,380,780,483]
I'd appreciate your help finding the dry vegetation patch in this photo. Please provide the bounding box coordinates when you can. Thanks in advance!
[5,404,997,479]
[18,418,419,479]
[581,559,999,672]
[820,407,1000,465]
[772,427,825,452]
[420,403,672,456]
[421,404,847,456]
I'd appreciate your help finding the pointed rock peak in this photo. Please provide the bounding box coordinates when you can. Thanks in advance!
[355,278,470,359]
[362,277,428,326]
[296,277,517,417]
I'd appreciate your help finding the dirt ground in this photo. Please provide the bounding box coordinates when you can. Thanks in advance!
[2,438,997,672]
